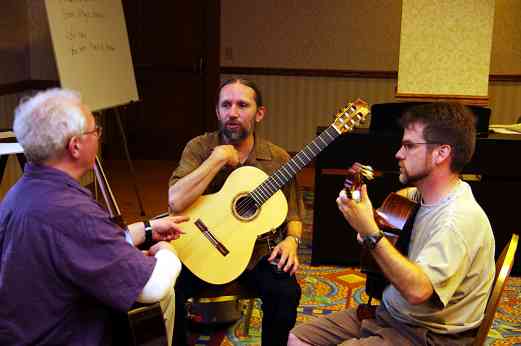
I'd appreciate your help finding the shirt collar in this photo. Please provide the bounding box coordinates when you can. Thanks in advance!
[24,162,93,197]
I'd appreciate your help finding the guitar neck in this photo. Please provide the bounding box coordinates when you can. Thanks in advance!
[251,125,341,205]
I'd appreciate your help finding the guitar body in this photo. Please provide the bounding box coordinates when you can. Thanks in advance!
[172,166,288,284]
[361,192,419,300]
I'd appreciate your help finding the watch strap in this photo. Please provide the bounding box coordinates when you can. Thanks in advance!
[363,230,385,250]
[144,220,153,245]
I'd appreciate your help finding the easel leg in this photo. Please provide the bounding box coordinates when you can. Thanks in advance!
[16,153,26,171]
[0,155,8,185]
[114,107,146,217]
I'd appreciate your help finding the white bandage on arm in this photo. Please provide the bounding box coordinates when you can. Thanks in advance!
[137,249,182,303]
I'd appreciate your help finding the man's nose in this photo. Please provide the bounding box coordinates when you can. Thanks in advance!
[395,146,404,160]
[228,105,239,117]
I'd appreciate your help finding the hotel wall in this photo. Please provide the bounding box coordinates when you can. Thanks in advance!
[221,0,521,152]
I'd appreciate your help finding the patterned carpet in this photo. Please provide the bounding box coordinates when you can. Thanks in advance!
[188,191,521,346]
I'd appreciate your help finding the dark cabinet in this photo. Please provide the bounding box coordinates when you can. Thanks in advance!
[312,129,521,275]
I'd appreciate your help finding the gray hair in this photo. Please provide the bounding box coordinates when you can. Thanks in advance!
[13,88,87,163]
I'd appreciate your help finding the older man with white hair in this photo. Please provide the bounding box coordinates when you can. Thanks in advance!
[0,88,185,346]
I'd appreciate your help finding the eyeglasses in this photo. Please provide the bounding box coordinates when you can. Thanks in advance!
[399,141,442,152]
[82,125,103,138]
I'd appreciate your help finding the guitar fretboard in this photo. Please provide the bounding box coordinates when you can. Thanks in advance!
[250,125,341,206]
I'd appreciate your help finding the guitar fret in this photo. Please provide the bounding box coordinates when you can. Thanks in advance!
[250,191,262,205]
[309,142,321,153]
[287,164,298,177]
[300,150,311,162]
[281,165,292,179]
[250,191,261,204]
[317,135,328,147]
[266,177,277,190]
[288,161,300,174]
[265,179,278,196]
[257,185,270,202]
[323,129,336,141]
[310,141,321,153]
[267,174,280,192]
[278,168,290,186]
[290,157,301,168]
[318,136,328,148]
[306,147,318,155]
[294,153,306,167]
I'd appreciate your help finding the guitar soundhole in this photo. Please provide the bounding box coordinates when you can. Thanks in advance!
[233,194,259,221]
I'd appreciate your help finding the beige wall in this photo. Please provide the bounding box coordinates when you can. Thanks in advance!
[221,0,402,70]
[221,0,520,74]
[222,74,521,152]
[221,0,521,152]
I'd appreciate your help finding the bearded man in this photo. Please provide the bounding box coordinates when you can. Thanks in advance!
[288,102,495,346]
[168,78,303,346]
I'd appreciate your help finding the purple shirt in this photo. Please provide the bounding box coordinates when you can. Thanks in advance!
[0,163,155,345]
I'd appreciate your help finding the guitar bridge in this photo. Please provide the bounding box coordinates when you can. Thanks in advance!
[194,218,229,256]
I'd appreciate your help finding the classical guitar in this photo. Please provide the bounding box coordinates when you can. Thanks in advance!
[172,99,370,284]
[343,165,418,310]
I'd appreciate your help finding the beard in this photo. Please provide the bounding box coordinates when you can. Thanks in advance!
[399,170,430,185]
[219,120,253,144]
[398,158,432,185]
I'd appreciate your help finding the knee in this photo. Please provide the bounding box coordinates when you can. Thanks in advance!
[278,280,302,305]
[287,283,302,307]
[287,332,310,346]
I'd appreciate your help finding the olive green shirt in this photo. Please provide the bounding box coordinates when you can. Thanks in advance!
[169,131,304,268]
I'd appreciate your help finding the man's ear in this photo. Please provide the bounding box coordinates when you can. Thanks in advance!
[256,106,266,122]
[434,144,452,165]
[67,136,82,159]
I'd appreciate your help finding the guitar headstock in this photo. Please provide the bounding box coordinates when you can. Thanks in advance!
[332,99,370,134]
[343,163,374,202]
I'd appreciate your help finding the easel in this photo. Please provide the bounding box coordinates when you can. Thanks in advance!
[95,104,146,217]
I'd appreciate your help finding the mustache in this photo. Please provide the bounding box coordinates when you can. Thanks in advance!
[224,120,241,126]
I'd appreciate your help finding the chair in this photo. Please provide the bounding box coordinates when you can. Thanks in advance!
[189,281,258,336]
[127,303,167,345]
[473,233,519,346]
[112,302,167,346]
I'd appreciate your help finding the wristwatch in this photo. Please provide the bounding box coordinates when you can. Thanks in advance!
[287,235,301,247]
[362,230,385,250]
[144,220,153,245]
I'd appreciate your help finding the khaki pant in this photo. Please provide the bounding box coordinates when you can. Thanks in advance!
[160,288,176,346]
[291,305,476,346]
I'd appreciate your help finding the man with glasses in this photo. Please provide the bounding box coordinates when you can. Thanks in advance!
[0,88,186,345]
[288,102,495,345]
